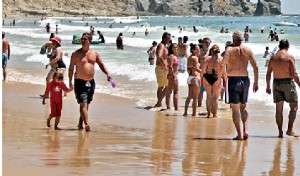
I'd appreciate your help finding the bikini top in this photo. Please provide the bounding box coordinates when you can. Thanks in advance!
[173,59,179,66]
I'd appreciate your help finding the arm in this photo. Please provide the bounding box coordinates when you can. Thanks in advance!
[46,47,63,67]
[42,83,51,104]
[289,56,300,87]
[61,82,72,93]
[68,52,76,89]
[167,55,175,79]
[266,57,273,94]
[249,51,259,92]
[95,52,111,81]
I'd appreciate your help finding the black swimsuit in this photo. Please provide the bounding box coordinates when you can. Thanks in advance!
[204,69,218,86]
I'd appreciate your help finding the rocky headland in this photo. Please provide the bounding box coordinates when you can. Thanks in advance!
[2,0,281,18]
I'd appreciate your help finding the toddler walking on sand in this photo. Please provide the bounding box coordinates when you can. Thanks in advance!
[42,72,72,130]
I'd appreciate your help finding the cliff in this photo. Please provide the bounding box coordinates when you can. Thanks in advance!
[2,0,281,17]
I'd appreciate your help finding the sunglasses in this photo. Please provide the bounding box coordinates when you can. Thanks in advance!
[81,38,89,41]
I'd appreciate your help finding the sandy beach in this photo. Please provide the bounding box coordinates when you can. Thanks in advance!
[2,81,300,175]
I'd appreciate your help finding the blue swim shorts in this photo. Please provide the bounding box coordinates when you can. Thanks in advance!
[2,53,8,68]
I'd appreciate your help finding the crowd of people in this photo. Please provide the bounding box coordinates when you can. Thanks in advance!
[147,31,300,140]
[3,18,300,140]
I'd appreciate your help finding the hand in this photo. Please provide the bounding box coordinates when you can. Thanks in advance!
[266,88,272,94]
[69,86,73,92]
[42,99,46,105]
[107,74,112,81]
[45,64,49,69]
[69,83,73,90]
[253,82,258,93]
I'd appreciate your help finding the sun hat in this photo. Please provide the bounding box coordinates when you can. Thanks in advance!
[51,36,62,46]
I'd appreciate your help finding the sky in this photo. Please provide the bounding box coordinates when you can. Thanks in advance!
[250,0,300,15]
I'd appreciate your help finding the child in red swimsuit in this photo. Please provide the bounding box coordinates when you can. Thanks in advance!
[42,72,72,130]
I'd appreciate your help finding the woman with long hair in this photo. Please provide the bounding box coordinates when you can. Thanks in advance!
[183,44,201,116]
[166,43,179,110]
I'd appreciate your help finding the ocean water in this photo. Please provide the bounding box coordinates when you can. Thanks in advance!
[2,15,300,107]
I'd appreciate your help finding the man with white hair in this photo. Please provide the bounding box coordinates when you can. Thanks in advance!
[222,31,259,140]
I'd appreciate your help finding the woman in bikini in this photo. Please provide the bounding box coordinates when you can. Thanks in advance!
[166,43,179,110]
[183,44,201,116]
[202,44,225,118]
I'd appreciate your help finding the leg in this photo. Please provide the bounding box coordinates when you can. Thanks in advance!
[3,67,7,81]
[183,85,192,116]
[173,90,178,111]
[47,114,52,127]
[78,116,83,130]
[198,91,203,107]
[54,116,61,130]
[155,86,163,107]
[212,84,221,117]
[231,103,243,140]
[165,85,171,109]
[240,104,248,140]
[275,101,284,138]
[286,102,299,137]
[205,86,212,118]
[192,84,200,116]
[79,102,90,131]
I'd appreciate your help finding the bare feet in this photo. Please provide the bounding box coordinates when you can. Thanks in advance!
[286,131,299,138]
[233,136,243,141]
[78,125,84,130]
[47,117,51,127]
[153,103,161,108]
[243,132,249,140]
[55,127,61,130]
[278,131,283,138]
[85,125,91,132]
[183,112,187,116]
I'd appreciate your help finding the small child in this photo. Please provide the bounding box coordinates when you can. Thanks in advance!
[42,72,72,130]
[263,46,269,58]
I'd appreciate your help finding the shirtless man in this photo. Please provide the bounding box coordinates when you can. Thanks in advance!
[154,32,171,107]
[266,39,300,138]
[2,32,10,81]
[222,31,259,140]
[198,37,211,107]
[177,36,188,73]
[69,32,112,131]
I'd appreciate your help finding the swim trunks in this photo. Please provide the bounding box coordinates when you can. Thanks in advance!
[226,76,250,104]
[2,53,8,68]
[178,56,186,73]
[273,78,298,103]
[74,79,95,104]
[155,66,168,87]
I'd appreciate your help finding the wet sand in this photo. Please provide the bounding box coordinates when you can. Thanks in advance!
[2,81,300,175]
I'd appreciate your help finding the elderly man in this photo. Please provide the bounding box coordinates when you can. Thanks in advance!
[223,31,259,140]
[266,39,300,138]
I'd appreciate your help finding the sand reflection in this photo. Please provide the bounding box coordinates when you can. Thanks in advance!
[150,114,177,174]
[67,131,91,167]
[269,139,295,175]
